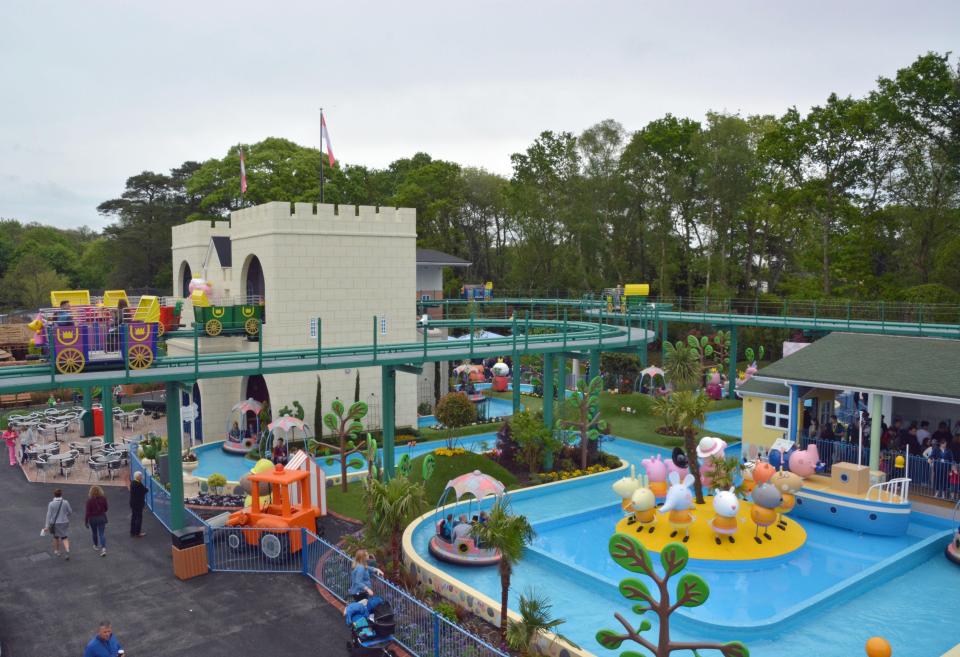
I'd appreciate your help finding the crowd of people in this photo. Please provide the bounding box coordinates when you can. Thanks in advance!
[435,511,489,544]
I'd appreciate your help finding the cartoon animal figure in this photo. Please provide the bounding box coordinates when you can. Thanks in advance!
[629,487,657,533]
[710,487,740,545]
[740,460,757,494]
[770,470,802,530]
[788,444,821,478]
[750,483,782,544]
[666,447,690,482]
[642,454,669,499]
[705,370,723,400]
[659,472,695,542]
[753,461,776,486]
[491,359,510,377]
[27,313,46,347]
[697,437,728,488]
[613,465,642,514]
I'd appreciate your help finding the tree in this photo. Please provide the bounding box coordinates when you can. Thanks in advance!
[556,375,606,470]
[511,410,553,475]
[506,588,578,657]
[311,400,368,492]
[673,391,711,504]
[662,341,701,391]
[363,474,427,580]
[470,499,536,638]
[0,253,68,309]
[596,533,749,657]
[434,392,477,448]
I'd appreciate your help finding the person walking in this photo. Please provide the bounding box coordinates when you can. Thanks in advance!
[85,485,109,556]
[113,385,124,406]
[44,488,73,559]
[83,620,124,657]
[19,425,35,464]
[129,471,147,537]
[3,423,18,466]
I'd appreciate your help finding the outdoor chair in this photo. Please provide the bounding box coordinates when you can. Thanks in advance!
[106,458,123,479]
[34,456,50,482]
[88,457,109,481]
[62,456,77,478]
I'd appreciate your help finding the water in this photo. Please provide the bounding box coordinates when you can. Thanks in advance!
[703,407,743,438]
[410,436,959,657]
[418,395,523,428]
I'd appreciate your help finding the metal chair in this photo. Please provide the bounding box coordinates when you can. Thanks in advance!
[88,457,109,481]
[62,456,77,478]
[34,456,50,482]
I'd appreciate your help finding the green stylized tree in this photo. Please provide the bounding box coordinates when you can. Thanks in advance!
[596,533,749,657]
[310,400,368,492]
[556,375,606,470]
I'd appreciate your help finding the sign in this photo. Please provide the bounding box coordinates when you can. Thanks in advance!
[379,316,388,336]
[181,402,198,423]
[770,437,795,453]
[309,317,319,340]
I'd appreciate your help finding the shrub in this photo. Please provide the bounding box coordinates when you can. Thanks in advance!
[417,402,433,416]
[434,392,477,448]
[434,601,458,623]
[207,473,227,494]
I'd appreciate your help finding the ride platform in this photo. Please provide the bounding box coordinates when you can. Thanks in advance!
[615,496,807,562]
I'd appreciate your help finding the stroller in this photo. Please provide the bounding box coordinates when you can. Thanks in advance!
[345,596,396,657]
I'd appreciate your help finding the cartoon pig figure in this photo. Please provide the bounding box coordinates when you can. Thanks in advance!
[659,472,695,542]
[710,487,740,545]
[770,470,803,530]
[697,437,728,488]
[630,487,657,533]
[789,444,821,478]
[750,483,783,544]
[642,454,669,499]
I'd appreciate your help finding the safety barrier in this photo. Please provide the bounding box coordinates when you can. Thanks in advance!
[128,443,207,531]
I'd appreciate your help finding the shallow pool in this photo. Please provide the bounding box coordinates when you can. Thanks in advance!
[703,407,743,438]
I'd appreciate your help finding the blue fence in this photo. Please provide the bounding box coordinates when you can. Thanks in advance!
[127,444,508,657]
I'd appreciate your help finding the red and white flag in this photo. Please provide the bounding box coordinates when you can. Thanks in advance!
[321,114,336,167]
[239,145,248,194]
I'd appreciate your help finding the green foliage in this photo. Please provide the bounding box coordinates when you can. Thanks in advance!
[506,588,578,656]
[206,473,227,493]
[362,474,428,579]
[434,601,458,623]
[556,375,606,470]
[663,341,701,390]
[313,399,369,492]
[511,410,555,474]
[434,392,477,448]
[598,533,749,657]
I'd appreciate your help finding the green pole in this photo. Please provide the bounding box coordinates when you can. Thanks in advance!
[869,394,882,474]
[381,366,396,479]
[543,353,555,431]
[589,349,600,383]
[727,325,738,400]
[557,355,566,402]
[661,320,669,364]
[165,381,184,531]
[373,316,378,361]
[102,385,114,445]
[512,316,521,415]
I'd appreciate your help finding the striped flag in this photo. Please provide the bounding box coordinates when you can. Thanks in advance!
[321,114,335,167]
[239,145,248,194]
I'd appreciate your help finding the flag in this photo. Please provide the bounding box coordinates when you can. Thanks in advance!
[239,145,248,194]
[321,114,335,167]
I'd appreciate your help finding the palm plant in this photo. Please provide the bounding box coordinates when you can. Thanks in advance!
[672,390,711,504]
[662,340,701,391]
[506,588,579,656]
[470,499,536,637]
[363,474,428,580]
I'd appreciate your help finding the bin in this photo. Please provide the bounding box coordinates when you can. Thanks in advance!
[92,408,104,436]
[171,544,208,580]
[81,409,94,437]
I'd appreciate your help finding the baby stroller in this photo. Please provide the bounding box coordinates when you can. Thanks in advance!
[345,596,396,657]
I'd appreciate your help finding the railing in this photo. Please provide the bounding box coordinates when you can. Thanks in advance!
[128,443,207,531]
[867,478,911,503]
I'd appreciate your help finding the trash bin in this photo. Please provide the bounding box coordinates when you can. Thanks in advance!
[80,409,94,437]
[92,408,104,436]
[172,526,205,549]
[171,527,208,580]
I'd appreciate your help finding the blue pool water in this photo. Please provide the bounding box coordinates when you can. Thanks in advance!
[410,435,959,657]
[703,407,743,438]
[418,396,522,428]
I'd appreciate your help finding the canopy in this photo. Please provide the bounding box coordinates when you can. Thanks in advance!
[443,470,505,501]
[233,398,263,415]
[448,331,505,341]
[268,416,306,433]
[640,366,665,378]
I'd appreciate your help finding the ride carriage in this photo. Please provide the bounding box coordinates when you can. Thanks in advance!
[44,290,159,374]
[428,470,505,567]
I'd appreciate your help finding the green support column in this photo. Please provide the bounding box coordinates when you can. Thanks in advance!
[727,326,738,399]
[511,359,521,415]
[164,381,184,531]
[556,355,566,401]
[589,349,600,384]
[82,387,93,412]
[381,366,396,478]
[543,353,555,431]
[661,321,669,364]
[870,393,882,474]
[81,387,93,437]
[102,387,114,444]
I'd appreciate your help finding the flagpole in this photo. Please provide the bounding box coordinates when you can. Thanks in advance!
[319,108,325,204]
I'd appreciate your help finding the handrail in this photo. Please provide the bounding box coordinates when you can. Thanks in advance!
[866,477,911,503]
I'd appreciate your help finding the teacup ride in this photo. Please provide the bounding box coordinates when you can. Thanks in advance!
[428,470,504,567]
[223,398,262,454]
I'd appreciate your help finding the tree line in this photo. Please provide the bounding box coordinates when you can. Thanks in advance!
[1,52,957,312]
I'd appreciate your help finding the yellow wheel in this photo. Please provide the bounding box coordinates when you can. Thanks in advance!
[127,344,154,370]
[56,348,85,374]
[244,318,260,336]
[205,319,223,336]
[157,323,165,337]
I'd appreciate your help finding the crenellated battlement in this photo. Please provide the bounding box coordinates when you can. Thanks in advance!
[229,201,416,238]
[171,219,231,247]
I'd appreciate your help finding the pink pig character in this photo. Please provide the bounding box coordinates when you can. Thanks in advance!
[665,457,690,485]
[642,454,668,499]
[789,444,820,478]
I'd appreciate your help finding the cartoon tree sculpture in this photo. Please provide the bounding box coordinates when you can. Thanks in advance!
[596,534,749,657]
[743,346,765,363]
[557,375,607,470]
[311,400,368,492]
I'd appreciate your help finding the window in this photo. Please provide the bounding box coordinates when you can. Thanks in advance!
[380,316,388,336]
[763,400,790,430]
[420,294,432,301]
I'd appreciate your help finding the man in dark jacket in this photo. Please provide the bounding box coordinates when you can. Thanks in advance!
[129,471,147,537]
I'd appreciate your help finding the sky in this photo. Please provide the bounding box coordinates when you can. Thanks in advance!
[1,0,958,231]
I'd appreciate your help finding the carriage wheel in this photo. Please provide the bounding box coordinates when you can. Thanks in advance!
[244,318,260,336]
[157,323,165,337]
[56,348,85,374]
[205,319,223,336]
[127,344,154,370]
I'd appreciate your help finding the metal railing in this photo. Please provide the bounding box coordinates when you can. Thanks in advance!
[128,444,208,530]
[867,478,911,503]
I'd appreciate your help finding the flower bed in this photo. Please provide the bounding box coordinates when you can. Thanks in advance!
[532,462,614,483]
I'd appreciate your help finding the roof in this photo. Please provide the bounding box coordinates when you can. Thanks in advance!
[737,377,789,399]
[755,332,960,402]
[416,248,470,267]
[211,236,232,267]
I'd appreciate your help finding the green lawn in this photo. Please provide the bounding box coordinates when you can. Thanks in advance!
[410,451,518,504]
[326,480,368,521]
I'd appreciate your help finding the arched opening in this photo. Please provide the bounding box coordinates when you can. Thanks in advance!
[180,383,203,444]
[179,261,193,298]
[244,374,270,436]
[242,254,266,324]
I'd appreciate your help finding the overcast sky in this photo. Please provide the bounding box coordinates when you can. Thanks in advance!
[1,0,957,231]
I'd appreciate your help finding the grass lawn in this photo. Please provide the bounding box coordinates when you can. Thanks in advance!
[410,451,518,504]
[418,421,503,442]
[326,480,367,521]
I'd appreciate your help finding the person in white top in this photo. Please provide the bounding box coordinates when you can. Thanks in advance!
[451,515,472,541]
[917,421,931,444]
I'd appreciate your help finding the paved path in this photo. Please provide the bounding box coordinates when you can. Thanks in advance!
[0,463,348,657]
